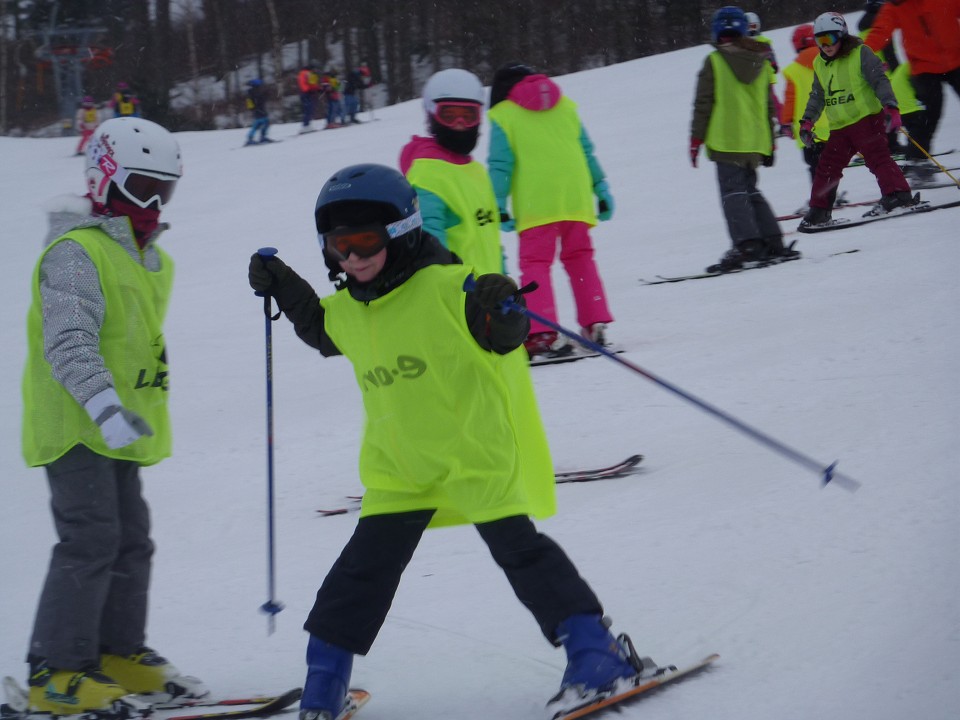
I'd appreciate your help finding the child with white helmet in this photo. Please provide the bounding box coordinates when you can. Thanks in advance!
[798,11,916,227]
[21,116,206,718]
[399,68,504,276]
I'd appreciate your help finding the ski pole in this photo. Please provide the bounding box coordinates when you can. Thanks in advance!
[463,276,861,493]
[898,127,960,189]
[255,247,284,634]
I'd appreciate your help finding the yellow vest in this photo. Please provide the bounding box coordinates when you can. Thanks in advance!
[22,228,174,466]
[890,62,921,115]
[782,61,830,148]
[487,96,595,233]
[405,158,503,275]
[321,264,555,528]
[705,52,772,154]
[813,46,883,131]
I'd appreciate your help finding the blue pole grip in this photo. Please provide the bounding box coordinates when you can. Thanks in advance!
[255,247,278,299]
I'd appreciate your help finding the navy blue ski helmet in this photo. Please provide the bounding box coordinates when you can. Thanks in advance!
[315,164,422,274]
[711,6,748,43]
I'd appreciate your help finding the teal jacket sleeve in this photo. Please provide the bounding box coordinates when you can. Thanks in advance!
[580,125,605,186]
[486,120,515,204]
[413,187,454,247]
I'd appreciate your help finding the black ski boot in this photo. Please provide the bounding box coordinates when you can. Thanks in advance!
[799,206,832,229]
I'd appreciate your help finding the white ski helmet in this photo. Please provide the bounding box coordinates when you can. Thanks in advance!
[745,12,761,36]
[421,68,484,116]
[813,12,848,38]
[85,116,182,210]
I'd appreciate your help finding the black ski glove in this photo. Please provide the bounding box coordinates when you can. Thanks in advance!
[473,273,519,312]
[249,253,292,295]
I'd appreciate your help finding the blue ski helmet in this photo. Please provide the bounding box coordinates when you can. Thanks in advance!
[711,6,748,43]
[314,163,422,273]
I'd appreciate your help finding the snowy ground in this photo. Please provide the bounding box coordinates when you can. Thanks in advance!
[1,15,959,720]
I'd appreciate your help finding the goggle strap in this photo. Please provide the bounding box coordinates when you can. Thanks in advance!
[385,210,422,239]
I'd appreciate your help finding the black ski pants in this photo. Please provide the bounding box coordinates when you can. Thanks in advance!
[304,512,603,655]
[906,67,960,161]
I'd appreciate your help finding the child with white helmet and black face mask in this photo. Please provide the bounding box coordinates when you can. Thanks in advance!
[798,11,916,228]
[399,68,505,277]
[21,116,207,717]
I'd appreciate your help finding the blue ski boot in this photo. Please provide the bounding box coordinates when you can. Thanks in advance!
[546,614,643,718]
[299,636,352,720]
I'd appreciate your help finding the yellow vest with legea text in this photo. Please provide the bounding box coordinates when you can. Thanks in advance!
[487,96,595,233]
[705,52,772,154]
[813,46,883,131]
[321,264,555,528]
[22,227,173,466]
[406,158,503,275]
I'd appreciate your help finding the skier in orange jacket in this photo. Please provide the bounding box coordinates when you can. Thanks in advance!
[863,0,960,184]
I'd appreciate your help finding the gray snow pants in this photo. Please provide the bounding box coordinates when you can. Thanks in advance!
[715,161,781,248]
[28,444,154,670]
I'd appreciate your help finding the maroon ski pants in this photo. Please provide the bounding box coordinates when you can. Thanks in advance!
[809,112,910,209]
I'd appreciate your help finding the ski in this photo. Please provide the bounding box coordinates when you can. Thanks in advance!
[529,344,624,367]
[902,164,960,176]
[640,253,802,285]
[153,692,295,710]
[549,654,719,720]
[555,454,643,483]
[163,688,303,720]
[777,197,877,222]
[798,196,960,234]
[849,147,955,167]
[236,139,281,150]
[330,691,369,720]
[317,456,645,515]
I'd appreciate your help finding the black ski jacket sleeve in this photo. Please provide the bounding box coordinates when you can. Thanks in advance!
[271,268,342,357]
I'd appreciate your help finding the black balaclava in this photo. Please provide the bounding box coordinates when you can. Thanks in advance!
[429,115,479,155]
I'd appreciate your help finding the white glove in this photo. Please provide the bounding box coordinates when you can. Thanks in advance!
[84,387,154,450]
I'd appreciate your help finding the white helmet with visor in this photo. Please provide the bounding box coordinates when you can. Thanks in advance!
[422,68,484,130]
[85,117,182,210]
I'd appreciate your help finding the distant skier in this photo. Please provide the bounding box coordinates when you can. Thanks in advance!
[244,78,273,145]
[248,163,648,720]
[74,95,100,156]
[108,82,141,118]
[298,62,321,133]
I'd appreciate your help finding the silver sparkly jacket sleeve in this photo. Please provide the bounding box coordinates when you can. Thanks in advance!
[38,240,113,406]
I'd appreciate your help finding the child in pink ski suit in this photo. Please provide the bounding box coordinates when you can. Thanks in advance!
[487,63,615,358]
